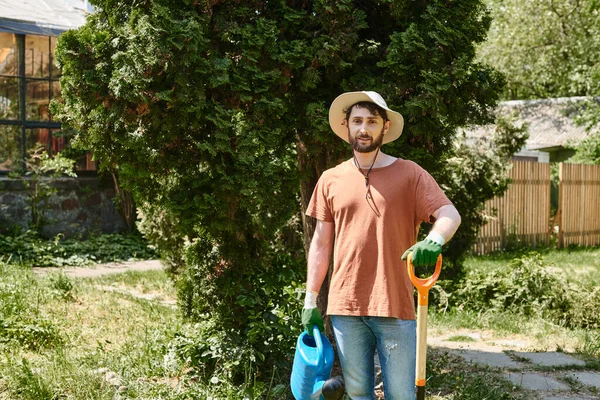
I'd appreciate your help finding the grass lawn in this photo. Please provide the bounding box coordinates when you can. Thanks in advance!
[2,247,600,399]
[464,246,600,286]
[0,265,188,399]
[429,247,600,354]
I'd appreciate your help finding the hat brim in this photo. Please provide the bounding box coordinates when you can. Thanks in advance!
[328,92,404,144]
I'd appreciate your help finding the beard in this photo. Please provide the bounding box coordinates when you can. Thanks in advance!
[348,127,385,153]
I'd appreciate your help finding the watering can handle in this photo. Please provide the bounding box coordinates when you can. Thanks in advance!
[312,325,324,370]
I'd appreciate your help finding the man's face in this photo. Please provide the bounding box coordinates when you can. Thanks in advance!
[345,106,390,153]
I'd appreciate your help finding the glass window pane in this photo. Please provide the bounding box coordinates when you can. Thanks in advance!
[0,125,23,171]
[51,36,60,78]
[0,77,20,120]
[0,32,19,76]
[49,128,66,155]
[26,80,50,121]
[51,80,60,100]
[24,128,51,170]
[25,35,51,78]
[53,129,96,171]
[27,128,51,152]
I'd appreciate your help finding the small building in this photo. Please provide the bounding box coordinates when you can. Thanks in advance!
[0,1,128,237]
[462,97,599,163]
[0,0,94,171]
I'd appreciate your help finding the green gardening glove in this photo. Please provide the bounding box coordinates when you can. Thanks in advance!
[302,307,324,336]
[401,239,442,266]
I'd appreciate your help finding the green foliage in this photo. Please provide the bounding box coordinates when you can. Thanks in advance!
[452,252,569,317]
[571,99,600,165]
[0,320,62,351]
[176,233,304,383]
[577,330,600,359]
[0,231,156,267]
[0,262,62,350]
[573,130,600,165]
[136,202,185,272]
[563,286,600,330]
[438,115,528,277]
[4,358,55,400]
[54,0,508,386]
[448,252,600,330]
[48,271,76,301]
[478,0,600,100]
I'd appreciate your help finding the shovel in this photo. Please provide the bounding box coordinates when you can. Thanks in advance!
[407,253,442,400]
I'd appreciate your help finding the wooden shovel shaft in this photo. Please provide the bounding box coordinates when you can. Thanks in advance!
[416,303,429,385]
[416,303,428,400]
[407,253,442,400]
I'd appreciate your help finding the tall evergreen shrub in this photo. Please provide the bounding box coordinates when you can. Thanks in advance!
[54,0,514,380]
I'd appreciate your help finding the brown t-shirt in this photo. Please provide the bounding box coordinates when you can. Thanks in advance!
[306,158,452,320]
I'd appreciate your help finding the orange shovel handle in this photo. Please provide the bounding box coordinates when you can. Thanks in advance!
[406,253,442,306]
[407,252,442,399]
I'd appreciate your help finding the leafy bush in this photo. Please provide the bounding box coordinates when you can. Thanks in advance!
[47,271,76,301]
[54,0,512,391]
[563,286,600,330]
[438,116,528,278]
[0,231,156,267]
[136,202,186,273]
[0,319,62,351]
[447,252,600,329]
[175,233,304,385]
[450,252,569,318]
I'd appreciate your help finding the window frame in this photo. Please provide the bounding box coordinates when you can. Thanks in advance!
[0,32,64,172]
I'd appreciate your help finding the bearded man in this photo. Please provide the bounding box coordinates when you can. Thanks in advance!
[302,91,461,400]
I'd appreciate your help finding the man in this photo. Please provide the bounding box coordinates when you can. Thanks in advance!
[302,91,461,400]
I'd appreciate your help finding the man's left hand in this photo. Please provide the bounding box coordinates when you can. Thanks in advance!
[401,239,442,266]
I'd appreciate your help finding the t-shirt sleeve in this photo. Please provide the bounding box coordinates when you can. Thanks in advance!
[416,169,453,224]
[306,175,334,222]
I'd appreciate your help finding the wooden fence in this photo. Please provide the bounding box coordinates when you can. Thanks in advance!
[473,161,551,255]
[558,163,600,247]
[474,161,600,254]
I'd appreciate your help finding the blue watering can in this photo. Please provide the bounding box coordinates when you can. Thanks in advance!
[290,326,345,400]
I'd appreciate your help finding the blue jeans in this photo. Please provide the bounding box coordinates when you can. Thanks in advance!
[330,316,416,400]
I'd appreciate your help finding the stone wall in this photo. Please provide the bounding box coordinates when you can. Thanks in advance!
[0,176,127,238]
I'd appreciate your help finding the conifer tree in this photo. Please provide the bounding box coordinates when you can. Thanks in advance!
[55,0,509,378]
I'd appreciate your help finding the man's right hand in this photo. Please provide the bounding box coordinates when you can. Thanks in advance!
[302,307,324,335]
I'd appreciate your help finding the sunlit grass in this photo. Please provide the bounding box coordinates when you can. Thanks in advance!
[447,335,477,342]
[3,246,600,399]
[0,262,185,399]
[464,246,600,286]
[432,246,600,363]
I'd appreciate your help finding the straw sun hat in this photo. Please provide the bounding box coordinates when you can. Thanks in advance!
[328,91,404,144]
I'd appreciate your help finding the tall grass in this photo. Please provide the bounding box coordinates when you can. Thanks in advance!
[0,261,182,399]
[464,246,600,286]
[434,248,600,358]
[3,246,600,399]
[0,257,537,400]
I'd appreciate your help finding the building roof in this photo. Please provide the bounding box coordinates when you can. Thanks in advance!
[0,0,92,36]
[461,97,600,152]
